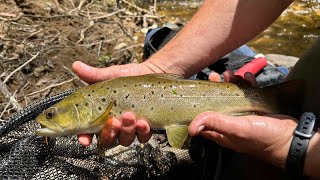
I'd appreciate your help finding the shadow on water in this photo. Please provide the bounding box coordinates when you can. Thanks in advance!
[142,0,320,57]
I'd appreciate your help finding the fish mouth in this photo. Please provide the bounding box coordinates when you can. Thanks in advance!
[36,120,64,137]
[35,127,61,137]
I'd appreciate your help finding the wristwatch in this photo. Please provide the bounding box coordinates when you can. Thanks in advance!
[286,112,317,179]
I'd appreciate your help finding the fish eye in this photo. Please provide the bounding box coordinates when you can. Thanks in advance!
[45,107,57,119]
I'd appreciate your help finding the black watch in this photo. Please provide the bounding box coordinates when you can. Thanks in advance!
[286,112,317,179]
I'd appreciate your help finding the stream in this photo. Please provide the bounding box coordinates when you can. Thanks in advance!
[143,0,320,57]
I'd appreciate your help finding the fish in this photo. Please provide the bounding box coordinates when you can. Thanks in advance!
[0,89,76,137]
[35,74,304,148]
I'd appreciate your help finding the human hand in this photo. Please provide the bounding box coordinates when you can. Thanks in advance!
[189,71,297,168]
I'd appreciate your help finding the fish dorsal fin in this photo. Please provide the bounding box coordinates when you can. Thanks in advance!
[142,73,184,80]
[90,101,113,127]
[166,125,189,148]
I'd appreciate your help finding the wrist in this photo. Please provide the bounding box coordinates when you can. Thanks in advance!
[142,51,189,77]
[304,128,320,178]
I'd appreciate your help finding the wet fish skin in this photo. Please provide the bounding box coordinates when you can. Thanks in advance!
[35,74,302,148]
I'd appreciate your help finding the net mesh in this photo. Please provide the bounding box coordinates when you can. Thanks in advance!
[0,105,219,180]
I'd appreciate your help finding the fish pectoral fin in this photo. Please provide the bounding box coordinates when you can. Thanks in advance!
[166,125,189,149]
[90,102,113,127]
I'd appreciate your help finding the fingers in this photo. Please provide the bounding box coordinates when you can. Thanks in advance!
[189,111,247,138]
[223,70,258,87]
[77,134,93,146]
[223,70,237,82]
[118,112,137,146]
[136,119,151,143]
[208,72,221,82]
[244,72,258,87]
[98,112,151,148]
[72,61,121,83]
[72,61,152,84]
[99,117,121,148]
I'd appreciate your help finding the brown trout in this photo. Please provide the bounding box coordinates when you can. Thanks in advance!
[35,74,303,148]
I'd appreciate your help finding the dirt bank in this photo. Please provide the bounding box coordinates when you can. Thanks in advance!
[0,0,162,119]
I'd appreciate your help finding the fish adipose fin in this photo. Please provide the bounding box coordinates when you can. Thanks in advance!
[166,125,189,148]
[90,102,113,127]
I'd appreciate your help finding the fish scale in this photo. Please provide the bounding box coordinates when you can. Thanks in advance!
[35,74,303,149]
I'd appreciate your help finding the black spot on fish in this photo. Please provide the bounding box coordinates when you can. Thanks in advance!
[151,91,154,95]
[113,90,117,93]
[101,97,106,102]
[107,87,110,90]
[119,111,122,114]
[143,95,146,99]
[220,92,223,95]
[193,105,197,108]
[98,107,102,111]
[171,107,174,110]
[92,90,95,93]
[85,102,88,106]
[161,94,164,97]
[203,94,206,97]
[131,104,135,108]
[88,94,91,97]
[75,104,79,107]
[226,86,229,88]
[123,84,127,87]
[236,93,240,96]
[125,94,130,99]
[151,107,154,110]
[109,112,112,115]
[158,82,161,84]
[163,86,167,90]
[135,84,137,87]
[113,101,117,107]
[151,84,154,87]
[170,85,173,88]
[180,94,183,97]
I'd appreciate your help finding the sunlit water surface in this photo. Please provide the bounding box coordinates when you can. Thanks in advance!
[143,0,320,57]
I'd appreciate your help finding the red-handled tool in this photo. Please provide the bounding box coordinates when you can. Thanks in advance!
[234,57,267,78]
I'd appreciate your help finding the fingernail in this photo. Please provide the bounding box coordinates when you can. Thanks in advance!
[197,125,205,134]
[122,118,134,127]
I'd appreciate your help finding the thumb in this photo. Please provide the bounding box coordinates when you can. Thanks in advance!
[72,61,152,83]
[72,61,123,83]
[189,111,249,138]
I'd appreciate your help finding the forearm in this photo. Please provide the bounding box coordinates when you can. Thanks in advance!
[304,129,320,179]
[144,0,293,78]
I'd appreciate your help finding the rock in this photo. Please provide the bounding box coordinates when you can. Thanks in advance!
[114,42,127,50]
[162,22,179,30]
[140,28,149,34]
[140,24,158,34]
[265,54,299,68]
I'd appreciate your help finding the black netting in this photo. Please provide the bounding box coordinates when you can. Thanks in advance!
[0,95,219,179]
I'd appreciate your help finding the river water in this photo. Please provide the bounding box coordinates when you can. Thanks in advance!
[144,0,320,57]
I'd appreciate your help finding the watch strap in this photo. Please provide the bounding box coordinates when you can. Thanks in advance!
[286,112,317,179]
